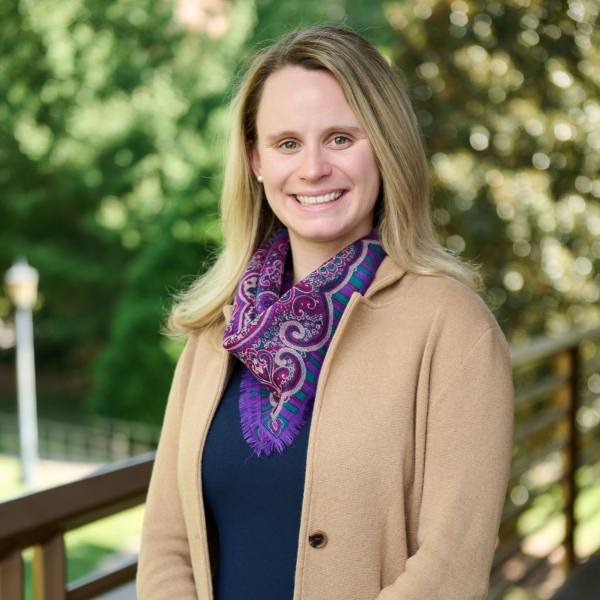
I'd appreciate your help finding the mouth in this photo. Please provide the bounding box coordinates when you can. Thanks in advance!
[294,191,343,206]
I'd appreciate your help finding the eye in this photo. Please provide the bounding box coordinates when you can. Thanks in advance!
[332,135,350,146]
[280,140,297,150]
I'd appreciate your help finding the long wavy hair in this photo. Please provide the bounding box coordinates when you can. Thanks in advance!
[167,26,480,335]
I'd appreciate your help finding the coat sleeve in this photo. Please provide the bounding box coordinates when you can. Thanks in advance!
[137,337,199,599]
[375,325,514,600]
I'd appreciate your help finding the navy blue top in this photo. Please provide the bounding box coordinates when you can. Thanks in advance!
[201,361,311,600]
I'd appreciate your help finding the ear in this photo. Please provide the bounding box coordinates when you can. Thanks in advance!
[248,140,262,179]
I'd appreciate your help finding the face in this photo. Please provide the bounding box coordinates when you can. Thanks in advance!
[250,67,381,259]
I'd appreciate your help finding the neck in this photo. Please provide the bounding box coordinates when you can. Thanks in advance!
[289,239,349,284]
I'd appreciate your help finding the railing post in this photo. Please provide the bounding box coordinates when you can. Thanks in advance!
[0,549,24,600]
[553,347,578,576]
[564,345,580,571]
[33,533,66,600]
[555,345,580,574]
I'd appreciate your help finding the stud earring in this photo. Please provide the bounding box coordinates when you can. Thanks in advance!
[257,175,263,183]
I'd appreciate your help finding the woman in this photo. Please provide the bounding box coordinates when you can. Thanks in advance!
[138,26,513,600]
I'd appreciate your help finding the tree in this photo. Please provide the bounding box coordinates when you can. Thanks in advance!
[0,0,254,422]
[379,0,600,342]
[84,0,256,423]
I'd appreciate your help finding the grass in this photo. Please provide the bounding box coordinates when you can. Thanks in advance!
[65,506,144,582]
[0,454,144,599]
[0,453,99,500]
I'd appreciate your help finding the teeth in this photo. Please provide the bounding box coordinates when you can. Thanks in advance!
[295,191,342,205]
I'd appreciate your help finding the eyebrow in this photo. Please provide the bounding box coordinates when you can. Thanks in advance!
[264,125,366,144]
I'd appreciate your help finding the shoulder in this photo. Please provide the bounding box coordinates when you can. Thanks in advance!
[362,270,513,412]
[406,273,506,353]
[369,263,501,340]
[407,273,499,335]
[363,269,510,388]
[405,275,511,398]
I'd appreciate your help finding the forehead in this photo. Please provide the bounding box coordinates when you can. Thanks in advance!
[255,67,360,132]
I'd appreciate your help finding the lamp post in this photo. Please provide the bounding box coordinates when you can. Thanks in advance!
[5,258,39,487]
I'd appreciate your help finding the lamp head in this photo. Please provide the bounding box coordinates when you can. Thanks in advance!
[5,258,39,310]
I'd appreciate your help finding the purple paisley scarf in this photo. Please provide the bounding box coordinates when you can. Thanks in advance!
[222,229,385,456]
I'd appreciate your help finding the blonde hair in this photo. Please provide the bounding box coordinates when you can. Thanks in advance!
[168,26,480,336]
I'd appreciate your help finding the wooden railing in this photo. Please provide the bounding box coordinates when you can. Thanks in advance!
[0,453,154,600]
[489,326,600,599]
[0,328,599,599]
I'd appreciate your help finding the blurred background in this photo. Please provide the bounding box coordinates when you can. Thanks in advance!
[0,0,599,598]
[1,0,599,426]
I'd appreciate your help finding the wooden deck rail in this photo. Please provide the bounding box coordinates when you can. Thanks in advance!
[1,327,599,599]
[489,326,600,599]
[0,452,154,600]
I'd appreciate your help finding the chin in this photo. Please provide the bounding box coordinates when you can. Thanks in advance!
[292,229,360,252]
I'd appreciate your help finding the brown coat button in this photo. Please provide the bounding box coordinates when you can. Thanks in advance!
[308,531,327,548]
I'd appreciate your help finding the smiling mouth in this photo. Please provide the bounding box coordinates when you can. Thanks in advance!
[295,191,343,206]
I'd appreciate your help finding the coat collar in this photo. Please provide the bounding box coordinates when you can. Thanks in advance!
[363,256,406,300]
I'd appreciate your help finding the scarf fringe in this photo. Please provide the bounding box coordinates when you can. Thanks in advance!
[239,367,313,457]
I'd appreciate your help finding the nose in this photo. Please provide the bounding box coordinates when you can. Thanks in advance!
[298,144,332,181]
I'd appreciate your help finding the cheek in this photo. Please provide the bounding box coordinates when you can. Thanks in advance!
[352,144,379,178]
[262,155,292,181]
[360,156,381,207]
[263,186,289,223]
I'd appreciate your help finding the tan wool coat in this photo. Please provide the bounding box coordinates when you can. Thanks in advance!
[137,258,514,600]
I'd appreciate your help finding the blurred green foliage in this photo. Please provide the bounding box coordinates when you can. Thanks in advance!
[0,0,599,424]
[382,0,600,343]
[0,0,253,422]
